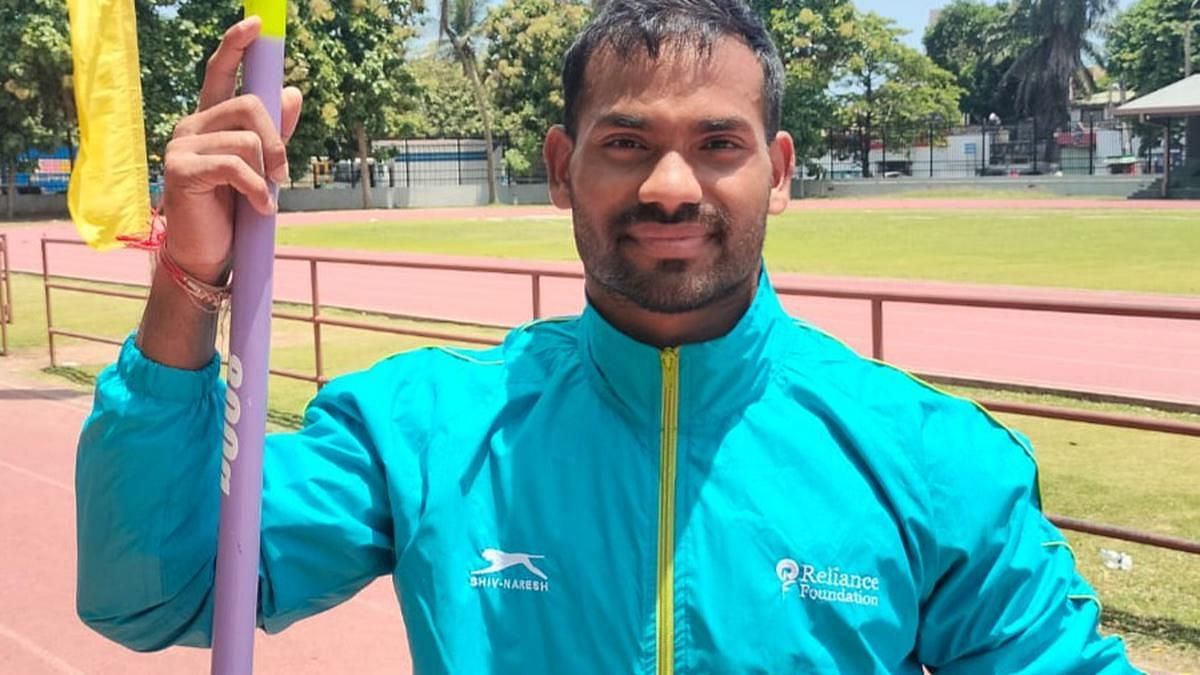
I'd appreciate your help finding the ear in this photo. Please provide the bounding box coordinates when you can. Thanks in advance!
[767,131,795,215]
[544,125,575,210]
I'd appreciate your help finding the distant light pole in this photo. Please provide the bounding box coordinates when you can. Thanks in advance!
[980,117,986,174]
[988,113,1001,172]
[981,113,1000,175]
[1088,110,1097,176]
[927,113,943,178]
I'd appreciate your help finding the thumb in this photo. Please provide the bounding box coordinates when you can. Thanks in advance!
[281,86,303,143]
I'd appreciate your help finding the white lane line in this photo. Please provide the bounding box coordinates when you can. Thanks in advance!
[0,459,72,494]
[0,622,86,675]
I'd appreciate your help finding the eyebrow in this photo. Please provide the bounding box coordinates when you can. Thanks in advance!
[592,114,754,133]
[698,117,753,133]
[594,113,648,130]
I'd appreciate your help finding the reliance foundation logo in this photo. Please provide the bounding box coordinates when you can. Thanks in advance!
[776,558,880,608]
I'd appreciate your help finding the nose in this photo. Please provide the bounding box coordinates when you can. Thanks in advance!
[637,151,702,217]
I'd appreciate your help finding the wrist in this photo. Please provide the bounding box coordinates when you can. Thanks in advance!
[165,244,232,286]
[156,246,231,313]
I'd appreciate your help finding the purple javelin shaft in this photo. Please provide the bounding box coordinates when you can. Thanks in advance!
[210,28,285,675]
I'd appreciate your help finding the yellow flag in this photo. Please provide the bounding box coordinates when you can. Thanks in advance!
[66,0,150,250]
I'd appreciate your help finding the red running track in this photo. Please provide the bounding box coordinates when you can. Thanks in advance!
[4,201,1197,406]
[0,200,1196,673]
[0,372,412,674]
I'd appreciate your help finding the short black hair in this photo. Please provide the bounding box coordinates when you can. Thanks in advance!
[561,0,784,139]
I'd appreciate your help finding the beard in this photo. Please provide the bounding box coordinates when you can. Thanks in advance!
[574,200,766,314]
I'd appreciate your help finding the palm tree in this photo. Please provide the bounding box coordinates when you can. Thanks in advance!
[1005,0,1116,163]
[438,0,498,204]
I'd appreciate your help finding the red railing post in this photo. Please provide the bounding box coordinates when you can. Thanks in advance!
[0,233,8,356]
[1,232,12,323]
[870,298,884,360]
[310,259,324,392]
[531,272,542,320]
[41,238,56,367]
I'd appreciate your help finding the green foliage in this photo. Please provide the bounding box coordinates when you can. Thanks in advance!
[401,54,482,138]
[438,0,499,201]
[136,1,205,156]
[923,0,1022,123]
[0,0,72,172]
[834,12,963,176]
[752,0,857,164]
[753,3,962,173]
[1005,0,1116,135]
[1109,0,1199,92]
[280,0,344,171]
[482,0,590,177]
[318,0,422,146]
[1106,0,1200,155]
[178,0,422,180]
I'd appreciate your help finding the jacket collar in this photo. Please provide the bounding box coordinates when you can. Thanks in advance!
[577,266,793,429]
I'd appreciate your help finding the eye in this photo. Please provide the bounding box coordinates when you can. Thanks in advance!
[702,137,742,151]
[605,137,646,150]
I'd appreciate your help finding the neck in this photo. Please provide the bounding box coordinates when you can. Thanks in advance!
[585,272,759,348]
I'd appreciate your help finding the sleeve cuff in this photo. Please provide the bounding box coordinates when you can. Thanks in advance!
[116,333,222,403]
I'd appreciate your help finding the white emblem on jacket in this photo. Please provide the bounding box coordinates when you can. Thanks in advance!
[469,548,551,592]
[777,558,881,607]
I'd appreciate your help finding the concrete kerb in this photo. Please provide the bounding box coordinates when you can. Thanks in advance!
[8,175,1197,219]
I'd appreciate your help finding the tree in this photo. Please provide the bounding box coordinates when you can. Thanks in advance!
[180,0,421,205]
[924,0,1022,124]
[0,0,72,218]
[277,0,347,182]
[835,12,962,177]
[137,1,205,160]
[482,0,590,178]
[1107,0,1200,165]
[1005,0,1116,159]
[439,0,499,203]
[322,0,422,207]
[751,0,858,170]
[402,54,483,138]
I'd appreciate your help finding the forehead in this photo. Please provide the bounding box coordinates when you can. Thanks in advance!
[577,36,766,135]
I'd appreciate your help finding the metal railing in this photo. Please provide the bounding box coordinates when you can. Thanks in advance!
[1,233,11,356]
[38,236,1200,555]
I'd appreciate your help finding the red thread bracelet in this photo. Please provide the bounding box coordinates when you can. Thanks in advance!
[119,205,231,313]
[156,245,231,313]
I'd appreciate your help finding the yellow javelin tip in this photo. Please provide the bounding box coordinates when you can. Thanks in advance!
[245,0,286,38]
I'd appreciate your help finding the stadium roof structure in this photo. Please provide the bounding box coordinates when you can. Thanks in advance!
[1115,75,1200,119]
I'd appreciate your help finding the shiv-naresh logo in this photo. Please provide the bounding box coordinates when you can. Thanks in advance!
[469,548,550,593]
[776,558,880,607]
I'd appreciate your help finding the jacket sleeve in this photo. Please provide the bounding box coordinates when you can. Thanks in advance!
[76,335,400,651]
[914,401,1138,674]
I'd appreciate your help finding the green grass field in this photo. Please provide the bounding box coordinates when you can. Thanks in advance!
[4,205,1199,668]
[276,208,1200,295]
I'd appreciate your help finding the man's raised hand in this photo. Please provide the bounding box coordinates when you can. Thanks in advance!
[161,16,303,285]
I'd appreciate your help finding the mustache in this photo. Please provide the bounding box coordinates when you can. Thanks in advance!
[610,202,731,230]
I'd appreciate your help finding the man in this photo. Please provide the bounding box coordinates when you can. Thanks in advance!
[76,1,1136,672]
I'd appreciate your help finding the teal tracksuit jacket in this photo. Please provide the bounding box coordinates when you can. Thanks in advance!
[76,271,1135,673]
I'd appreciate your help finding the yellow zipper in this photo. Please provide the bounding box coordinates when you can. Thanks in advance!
[656,347,680,675]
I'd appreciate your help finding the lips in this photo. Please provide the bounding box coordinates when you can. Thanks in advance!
[623,222,714,258]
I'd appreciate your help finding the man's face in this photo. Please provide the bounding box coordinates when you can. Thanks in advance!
[546,37,793,314]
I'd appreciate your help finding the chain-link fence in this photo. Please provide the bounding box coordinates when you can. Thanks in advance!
[810,117,1181,180]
